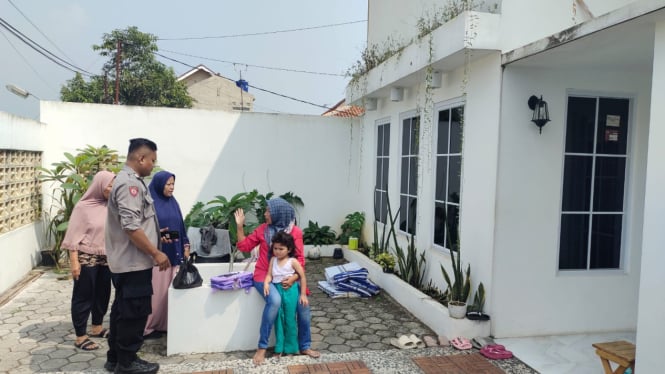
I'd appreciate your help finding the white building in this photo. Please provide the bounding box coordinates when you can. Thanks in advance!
[346,1,665,372]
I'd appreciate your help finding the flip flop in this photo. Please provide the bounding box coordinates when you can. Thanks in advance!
[480,345,513,360]
[466,311,491,321]
[390,335,416,349]
[409,334,426,348]
[472,336,497,349]
[75,338,99,351]
[422,335,438,347]
[451,336,472,350]
[438,336,450,346]
[90,328,109,339]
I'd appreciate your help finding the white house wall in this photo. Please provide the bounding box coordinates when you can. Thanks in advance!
[0,112,45,294]
[635,18,665,374]
[355,52,503,309]
[367,0,501,50]
[39,102,362,237]
[493,66,650,337]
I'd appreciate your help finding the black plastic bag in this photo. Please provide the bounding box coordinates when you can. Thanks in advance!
[172,253,203,289]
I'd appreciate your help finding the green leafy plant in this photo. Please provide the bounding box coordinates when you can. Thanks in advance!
[468,282,486,313]
[375,252,396,272]
[38,145,121,269]
[440,244,471,306]
[338,211,365,247]
[204,190,259,244]
[302,220,336,246]
[394,233,427,288]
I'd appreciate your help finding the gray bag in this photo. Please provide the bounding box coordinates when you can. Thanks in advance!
[199,225,217,255]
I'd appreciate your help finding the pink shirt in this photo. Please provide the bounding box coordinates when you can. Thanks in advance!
[236,223,305,283]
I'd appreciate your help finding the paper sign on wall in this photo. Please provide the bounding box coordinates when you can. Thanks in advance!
[606,115,621,127]
[605,129,619,142]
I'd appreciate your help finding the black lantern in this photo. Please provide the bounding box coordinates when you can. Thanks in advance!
[528,95,550,134]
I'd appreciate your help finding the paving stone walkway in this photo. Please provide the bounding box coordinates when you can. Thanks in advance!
[0,257,537,373]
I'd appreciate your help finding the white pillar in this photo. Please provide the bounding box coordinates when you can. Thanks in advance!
[635,20,665,374]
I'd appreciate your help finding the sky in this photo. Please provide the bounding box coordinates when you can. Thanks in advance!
[0,0,368,119]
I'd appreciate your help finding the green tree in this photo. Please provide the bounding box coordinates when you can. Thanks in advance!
[60,26,192,108]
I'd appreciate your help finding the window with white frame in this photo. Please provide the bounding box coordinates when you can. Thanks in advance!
[399,114,419,235]
[559,95,630,270]
[374,121,390,223]
[433,105,463,251]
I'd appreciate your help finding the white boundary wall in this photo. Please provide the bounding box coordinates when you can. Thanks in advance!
[39,101,362,235]
[0,112,45,294]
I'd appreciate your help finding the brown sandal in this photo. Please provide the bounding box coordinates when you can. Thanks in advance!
[75,338,99,351]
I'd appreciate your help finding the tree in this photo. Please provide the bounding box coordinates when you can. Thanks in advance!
[60,26,192,108]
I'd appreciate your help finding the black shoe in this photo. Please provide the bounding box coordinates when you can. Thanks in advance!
[113,359,159,374]
[104,361,117,372]
[143,331,163,340]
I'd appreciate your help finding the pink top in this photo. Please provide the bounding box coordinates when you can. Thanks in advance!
[61,171,115,255]
[236,223,305,283]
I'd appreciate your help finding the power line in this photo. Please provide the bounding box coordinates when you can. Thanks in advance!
[0,27,55,91]
[154,51,332,110]
[159,48,345,77]
[7,0,78,66]
[157,20,366,41]
[0,17,93,76]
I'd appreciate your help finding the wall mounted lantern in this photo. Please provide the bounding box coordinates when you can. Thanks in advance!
[528,95,550,134]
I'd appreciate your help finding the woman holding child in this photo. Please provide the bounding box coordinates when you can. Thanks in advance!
[234,197,320,365]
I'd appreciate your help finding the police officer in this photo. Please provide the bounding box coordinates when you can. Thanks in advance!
[104,138,170,374]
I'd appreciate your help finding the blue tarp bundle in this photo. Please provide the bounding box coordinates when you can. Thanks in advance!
[320,262,380,298]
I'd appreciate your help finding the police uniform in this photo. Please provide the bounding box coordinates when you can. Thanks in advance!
[105,165,160,367]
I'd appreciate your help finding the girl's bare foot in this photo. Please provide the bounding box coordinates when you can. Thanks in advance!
[301,348,320,358]
[253,348,267,365]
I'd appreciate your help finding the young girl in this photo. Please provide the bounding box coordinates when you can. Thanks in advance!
[263,231,309,356]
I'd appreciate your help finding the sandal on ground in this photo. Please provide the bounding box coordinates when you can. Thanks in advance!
[89,328,109,339]
[471,336,496,349]
[422,335,438,347]
[451,336,473,350]
[438,336,450,346]
[301,348,321,358]
[75,338,99,351]
[480,345,513,360]
[390,335,416,349]
[409,334,426,348]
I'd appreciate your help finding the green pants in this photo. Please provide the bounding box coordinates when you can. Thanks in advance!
[274,283,299,354]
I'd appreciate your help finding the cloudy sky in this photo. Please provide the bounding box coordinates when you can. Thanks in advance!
[0,0,367,119]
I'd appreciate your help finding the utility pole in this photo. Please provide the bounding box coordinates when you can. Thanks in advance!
[114,39,121,104]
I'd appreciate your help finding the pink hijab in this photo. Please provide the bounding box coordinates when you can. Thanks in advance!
[61,170,115,255]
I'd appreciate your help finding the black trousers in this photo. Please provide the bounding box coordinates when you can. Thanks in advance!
[71,263,112,337]
[107,268,153,366]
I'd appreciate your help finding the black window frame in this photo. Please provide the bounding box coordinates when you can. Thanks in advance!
[559,94,630,271]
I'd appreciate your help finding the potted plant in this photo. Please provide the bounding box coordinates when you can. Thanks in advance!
[466,282,490,320]
[303,220,336,247]
[440,244,471,319]
[338,211,365,249]
[375,252,396,273]
[38,145,121,270]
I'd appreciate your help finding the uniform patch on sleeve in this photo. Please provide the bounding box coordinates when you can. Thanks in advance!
[129,186,139,197]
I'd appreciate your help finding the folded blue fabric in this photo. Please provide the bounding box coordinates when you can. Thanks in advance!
[324,262,368,287]
[210,271,253,292]
[317,281,361,298]
[336,278,380,297]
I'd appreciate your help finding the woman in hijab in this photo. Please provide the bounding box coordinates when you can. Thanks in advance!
[62,170,115,351]
[143,170,190,339]
[234,197,320,365]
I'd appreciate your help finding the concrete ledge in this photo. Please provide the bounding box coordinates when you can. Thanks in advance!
[343,249,490,339]
[167,262,274,355]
